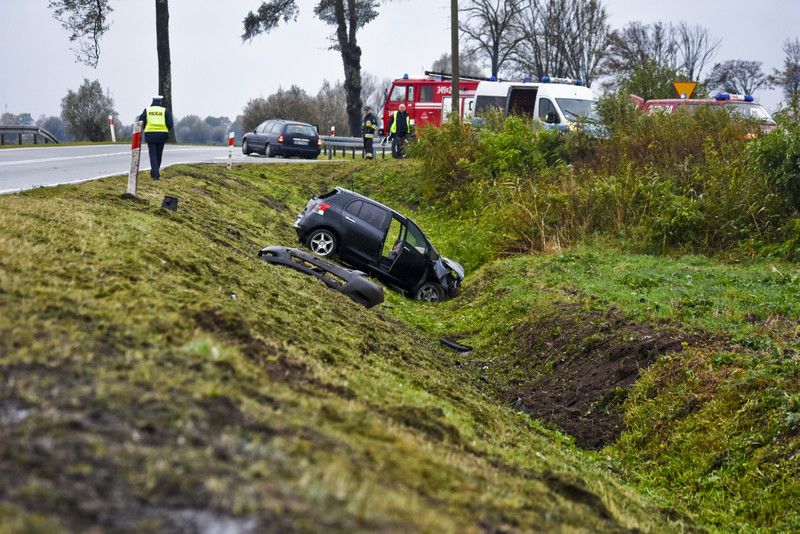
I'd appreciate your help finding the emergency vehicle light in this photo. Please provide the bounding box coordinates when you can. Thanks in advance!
[715,93,755,102]
[403,73,409,79]
[541,77,582,86]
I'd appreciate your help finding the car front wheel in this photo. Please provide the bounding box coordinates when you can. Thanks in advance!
[242,140,251,155]
[415,283,445,302]
[307,229,337,257]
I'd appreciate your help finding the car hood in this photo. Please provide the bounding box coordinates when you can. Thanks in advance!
[440,257,465,280]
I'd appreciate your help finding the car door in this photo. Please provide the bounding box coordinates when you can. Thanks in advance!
[252,120,272,152]
[387,218,430,289]
[339,199,390,266]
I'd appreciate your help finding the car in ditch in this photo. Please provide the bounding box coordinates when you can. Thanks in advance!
[293,187,464,302]
[242,119,322,159]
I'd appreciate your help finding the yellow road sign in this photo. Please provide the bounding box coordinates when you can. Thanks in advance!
[673,82,698,99]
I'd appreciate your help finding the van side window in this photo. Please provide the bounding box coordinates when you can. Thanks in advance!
[538,98,559,123]
[419,85,434,102]
[389,85,406,102]
[476,95,506,112]
[407,85,415,103]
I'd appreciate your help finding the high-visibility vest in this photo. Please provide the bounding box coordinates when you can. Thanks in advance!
[390,111,410,134]
[144,105,168,132]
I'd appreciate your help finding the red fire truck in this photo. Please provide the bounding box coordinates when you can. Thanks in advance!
[379,72,481,135]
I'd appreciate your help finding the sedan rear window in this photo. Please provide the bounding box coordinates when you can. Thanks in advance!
[286,124,318,136]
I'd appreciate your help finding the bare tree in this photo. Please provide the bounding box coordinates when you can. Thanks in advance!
[705,60,770,95]
[604,21,678,75]
[49,0,113,68]
[243,0,382,136]
[49,0,175,137]
[509,0,609,86]
[770,37,800,101]
[459,0,525,78]
[675,22,721,81]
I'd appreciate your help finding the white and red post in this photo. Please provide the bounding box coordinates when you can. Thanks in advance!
[108,115,116,143]
[227,131,235,170]
[127,121,143,196]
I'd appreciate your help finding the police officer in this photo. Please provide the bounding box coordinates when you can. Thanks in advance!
[361,105,378,159]
[387,103,411,159]
[138,95,174,180]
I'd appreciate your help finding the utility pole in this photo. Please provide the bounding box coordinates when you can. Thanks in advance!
[451,0,460,118]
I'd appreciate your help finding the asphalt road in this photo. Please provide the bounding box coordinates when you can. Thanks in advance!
[0,144,260,195]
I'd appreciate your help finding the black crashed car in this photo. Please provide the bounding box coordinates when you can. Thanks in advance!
[242,119,321,159]
[293,187,465,302]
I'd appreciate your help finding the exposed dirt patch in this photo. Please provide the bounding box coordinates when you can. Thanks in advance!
[499,304,699,450]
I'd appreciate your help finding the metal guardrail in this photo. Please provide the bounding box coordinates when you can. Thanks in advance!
[0,125,59,145]
[319,135,392,160]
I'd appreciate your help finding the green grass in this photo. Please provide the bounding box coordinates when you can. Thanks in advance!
[0,161,695,532]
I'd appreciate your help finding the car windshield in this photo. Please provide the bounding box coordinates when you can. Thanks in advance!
[287,124,317,137]
[556,98,600,122]
[724,102,775,123]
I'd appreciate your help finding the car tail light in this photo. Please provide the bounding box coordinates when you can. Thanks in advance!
[317,139,322,147]
[312,202,331,215]
[278,135,284,143]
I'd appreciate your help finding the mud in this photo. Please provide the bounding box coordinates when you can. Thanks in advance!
[495,304,695,450]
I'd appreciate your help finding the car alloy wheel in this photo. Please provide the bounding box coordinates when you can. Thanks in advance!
[307,229,337,257]
[416,283,444,302]
[242,140,250,155]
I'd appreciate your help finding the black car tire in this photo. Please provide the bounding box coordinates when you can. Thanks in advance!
[307,229,337,257]
[265,143,275,158]
[415,282,445,302]
[242,140,251,155]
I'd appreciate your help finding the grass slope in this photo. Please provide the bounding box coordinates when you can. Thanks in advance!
[0,162,693,533]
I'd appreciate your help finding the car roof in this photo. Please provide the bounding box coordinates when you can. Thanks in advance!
[333,187,407,221]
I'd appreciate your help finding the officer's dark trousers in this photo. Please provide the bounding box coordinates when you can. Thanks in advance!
[364,137,374,159]
[391,134,407,158]
[147,142,165,178]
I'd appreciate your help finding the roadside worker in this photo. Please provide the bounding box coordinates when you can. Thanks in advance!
[387,103,411,159]
[361,105,378,159]
[139,95,174,180]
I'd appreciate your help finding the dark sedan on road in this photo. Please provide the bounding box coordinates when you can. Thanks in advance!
[242,119,321,159]
[293,187,465,302]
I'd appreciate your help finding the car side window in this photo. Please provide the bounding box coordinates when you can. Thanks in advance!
[346,200,388,230]
[270,122,284,134]
[256,121,270,133]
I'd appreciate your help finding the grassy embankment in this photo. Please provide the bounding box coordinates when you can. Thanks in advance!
[1,161,694,533]
[2,100,800,532]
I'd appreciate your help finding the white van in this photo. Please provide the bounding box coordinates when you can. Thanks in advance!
[465,77,599,129]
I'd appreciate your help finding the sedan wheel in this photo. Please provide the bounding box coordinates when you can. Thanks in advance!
[416,283,445,302]
[242,140,251,155]
[265,143,274,157]
[307,229,337,257]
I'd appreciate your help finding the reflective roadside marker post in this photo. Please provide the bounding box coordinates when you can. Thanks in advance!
[127,121,143,196]
[109,116,116,143]
[227,132,235,170]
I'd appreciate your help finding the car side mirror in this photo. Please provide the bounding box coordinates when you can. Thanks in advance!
[429,250,440,261]
[545,111,559,124]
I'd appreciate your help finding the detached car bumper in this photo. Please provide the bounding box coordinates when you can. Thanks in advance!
[257,246,384,308]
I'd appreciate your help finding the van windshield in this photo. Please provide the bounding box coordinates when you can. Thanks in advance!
[556,98,600,122]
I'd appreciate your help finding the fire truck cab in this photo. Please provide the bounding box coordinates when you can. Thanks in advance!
[380,73,480,135]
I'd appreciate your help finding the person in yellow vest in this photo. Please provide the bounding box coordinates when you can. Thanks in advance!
[387,103,411,159]
[138,95,174,180]
[361,105,378,159]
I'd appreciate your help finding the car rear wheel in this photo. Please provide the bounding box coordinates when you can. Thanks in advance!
[307,229,337,257]
[242,140,251,155]
[415,283,445,302]
[265,143,275,157]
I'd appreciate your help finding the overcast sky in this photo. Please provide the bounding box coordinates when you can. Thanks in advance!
[2,0,798,124]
